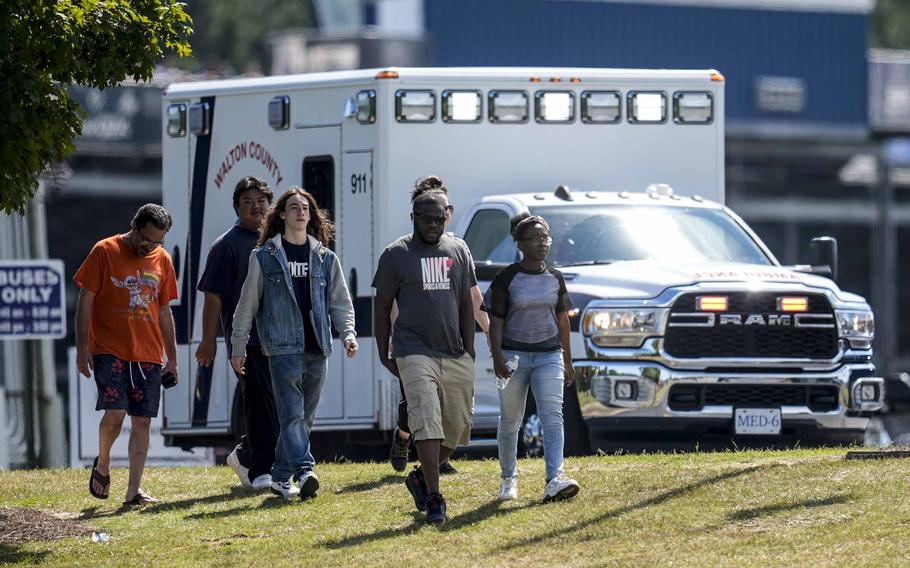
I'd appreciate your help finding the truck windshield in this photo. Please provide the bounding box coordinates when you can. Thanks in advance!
[527,205,772,267]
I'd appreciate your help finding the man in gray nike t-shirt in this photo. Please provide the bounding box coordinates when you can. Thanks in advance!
[372,190,477,525]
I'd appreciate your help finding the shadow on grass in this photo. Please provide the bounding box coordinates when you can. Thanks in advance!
[123,486,251,515]
[183,494,299,521]
[500,464,776,551]
[321,498,539,549]
[727,494,851,521]
[440,499,540,532]
[334,474,401,494]
[79,505,125,520]
[81,487,250,519]
[0,544,51,564]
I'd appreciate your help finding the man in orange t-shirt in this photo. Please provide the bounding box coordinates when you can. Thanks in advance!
[74,204,178,506]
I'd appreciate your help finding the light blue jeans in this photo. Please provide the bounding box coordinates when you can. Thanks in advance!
[497,349,565,481]
[268,352,328,481]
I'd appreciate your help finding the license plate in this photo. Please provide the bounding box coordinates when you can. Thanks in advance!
[734,408,781,435]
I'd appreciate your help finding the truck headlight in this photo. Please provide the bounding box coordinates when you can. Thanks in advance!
[835,309,874,349]
[582,308,668,347]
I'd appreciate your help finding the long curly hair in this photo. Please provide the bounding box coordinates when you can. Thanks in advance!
[258,187,335,246]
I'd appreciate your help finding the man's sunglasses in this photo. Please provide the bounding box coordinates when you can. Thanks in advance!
[413,211,447,226]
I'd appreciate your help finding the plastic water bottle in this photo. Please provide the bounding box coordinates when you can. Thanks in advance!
[497,355,520,390]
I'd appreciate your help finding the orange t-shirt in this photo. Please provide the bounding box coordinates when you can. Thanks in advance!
[73,235,179,364]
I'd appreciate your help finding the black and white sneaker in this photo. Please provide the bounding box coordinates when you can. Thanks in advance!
[438,461,458,475]
[296,470,320,500]
[389,428,410,473]
[425,492,447,525]
[270,480,300,500]
[405,465,428,512]
[226,446,252,489]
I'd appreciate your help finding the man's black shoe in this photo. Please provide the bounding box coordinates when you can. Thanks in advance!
[425,492,447,525]
[390,428,410,473]
[438,461,458,475]
[405,465,428,512]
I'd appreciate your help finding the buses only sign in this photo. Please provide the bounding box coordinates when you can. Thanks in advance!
[0,260,66,340]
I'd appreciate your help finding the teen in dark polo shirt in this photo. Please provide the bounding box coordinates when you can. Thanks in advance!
[196,176,277,491]
[373,187,477,525]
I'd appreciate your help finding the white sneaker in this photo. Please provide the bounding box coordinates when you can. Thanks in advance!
[226,447,252,489]
[543,473,580,502]
[251,474,272,491]
[499,477,518,501]
[296,470,319,500]
[270,480,300,500]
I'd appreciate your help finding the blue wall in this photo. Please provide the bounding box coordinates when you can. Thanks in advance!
[425,0,868,130]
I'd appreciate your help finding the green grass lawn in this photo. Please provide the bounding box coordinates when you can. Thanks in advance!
[1,449,909,567]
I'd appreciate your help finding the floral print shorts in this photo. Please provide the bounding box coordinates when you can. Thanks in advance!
[92,354,162,417]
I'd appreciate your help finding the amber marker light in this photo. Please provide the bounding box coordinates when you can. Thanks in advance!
[570,77,582,83]
[710,71,726,82]
[777,296,809,312]
[375,69,400,79]
[696,296,728,311]
[549,77,562,83]
[530,77,542,83]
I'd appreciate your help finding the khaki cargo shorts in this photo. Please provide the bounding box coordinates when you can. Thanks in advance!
[396,353,475,449]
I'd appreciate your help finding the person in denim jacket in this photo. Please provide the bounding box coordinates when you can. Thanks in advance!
[231,187,357,500]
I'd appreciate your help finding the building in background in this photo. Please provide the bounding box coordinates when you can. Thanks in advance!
[867,49,910,374]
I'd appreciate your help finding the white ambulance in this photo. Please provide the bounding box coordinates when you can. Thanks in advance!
[161,67,882,453]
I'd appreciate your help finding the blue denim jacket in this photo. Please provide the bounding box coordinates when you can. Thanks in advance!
[231,234,355,357]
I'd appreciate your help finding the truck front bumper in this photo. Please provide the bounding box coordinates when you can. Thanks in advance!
[573,360,883,440]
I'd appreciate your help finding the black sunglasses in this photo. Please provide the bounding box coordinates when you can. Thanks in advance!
[413,211,446,226]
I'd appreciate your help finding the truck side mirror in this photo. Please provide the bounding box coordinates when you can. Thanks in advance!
[809,236,838,281]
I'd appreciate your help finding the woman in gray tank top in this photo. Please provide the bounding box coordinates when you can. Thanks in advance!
[483,214,581,503]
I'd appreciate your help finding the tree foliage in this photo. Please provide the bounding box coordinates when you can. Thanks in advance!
[0,0,192,214]
[870,0,910,50]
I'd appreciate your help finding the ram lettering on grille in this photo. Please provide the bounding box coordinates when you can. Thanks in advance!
[663,293,839,359]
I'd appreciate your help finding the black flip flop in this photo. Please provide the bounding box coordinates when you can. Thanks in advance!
[122,489,159,507]
[89,456,110,500]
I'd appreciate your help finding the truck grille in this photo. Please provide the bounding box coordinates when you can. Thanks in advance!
[669,384,840,412]
[664,292,839,359]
